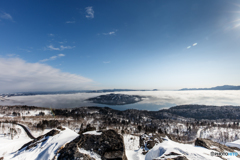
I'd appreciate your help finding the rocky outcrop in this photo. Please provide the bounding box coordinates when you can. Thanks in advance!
[195,138,240,159]
[57,126,66,131]
[140,133,180,152]
[140,133,164,155]
[56,137,95,160]
[166,134,180,143]
[195,138,234,153]
[57,130,127,160]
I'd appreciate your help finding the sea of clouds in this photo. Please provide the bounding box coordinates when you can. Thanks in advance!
[1,91,240,111]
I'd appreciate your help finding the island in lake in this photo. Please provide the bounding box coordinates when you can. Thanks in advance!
[86,93,145,105]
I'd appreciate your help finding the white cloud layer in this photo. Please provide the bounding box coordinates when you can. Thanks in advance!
[0,58,93,93]
[1,91,240,109]
[40,54,65,62]
[85,6,94,19]
[0,12,13,20]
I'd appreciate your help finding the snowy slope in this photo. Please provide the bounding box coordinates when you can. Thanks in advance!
[226,140,240,149]
[2,127,78,160]
[124,134,239,160]
[0,124,31,158]
[124,134,145,160]
[146,137,238,160]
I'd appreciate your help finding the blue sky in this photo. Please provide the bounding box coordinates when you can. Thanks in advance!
[1,0,240,93]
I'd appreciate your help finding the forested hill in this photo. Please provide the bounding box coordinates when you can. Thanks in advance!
[158,104,240,120]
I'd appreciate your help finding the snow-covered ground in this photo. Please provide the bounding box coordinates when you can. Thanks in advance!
[0,109,51,117]
[226,139,240,149]
[199,127,240,144]
[2,125,240,160]
[0,124,31,158]
[20,110,51,117]
[83,130,102,135]
[123,134,240,160]
[123,134,145,160]
[1,127,79,160]
[78,148,101,160]
[145,136,231,160]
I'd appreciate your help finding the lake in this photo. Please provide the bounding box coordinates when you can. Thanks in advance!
[1,91,240,111]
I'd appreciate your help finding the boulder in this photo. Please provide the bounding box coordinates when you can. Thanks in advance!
[140,133,163,150]
[195,138,233,153]
[57,130,127,160]
[56,137,95,160]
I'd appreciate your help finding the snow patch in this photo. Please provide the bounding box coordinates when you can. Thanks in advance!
[78,148,101,160]
[83,131,102,135]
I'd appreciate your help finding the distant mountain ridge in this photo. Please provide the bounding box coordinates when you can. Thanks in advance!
[180,85,240,91]
[0,89,152,97]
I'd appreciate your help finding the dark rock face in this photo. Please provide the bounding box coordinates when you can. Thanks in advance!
[170,156,188,160]
[140,133,163,150]
[195,138,240,159]
[19,129,60,151]
[57,130,127,160]
[56,136,95,160]
[140,133,180,152]
[57,126,66,131]
[195,138,234,153]
[140,133,164,155]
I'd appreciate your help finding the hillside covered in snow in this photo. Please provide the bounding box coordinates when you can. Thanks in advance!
[1,105,240,159]
[1,124,240,160]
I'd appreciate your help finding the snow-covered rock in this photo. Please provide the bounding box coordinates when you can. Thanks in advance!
[2,127,78,160]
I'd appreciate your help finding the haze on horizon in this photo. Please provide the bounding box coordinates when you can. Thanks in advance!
[1,0,240,93]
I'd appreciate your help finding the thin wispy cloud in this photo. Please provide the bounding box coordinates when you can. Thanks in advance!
[47,45,75,51]
[60,45,75,50]
[19,48,31,52]
[103,61,110,64]
[66,21,75,24]
[186,43,197,49]
[48,33,54,37]
[6,54,19,57]
[102,30,118,36]
[59,41,67,44]
[85,6,94,19]
[40,54,65,62]
[193,43,198,46]
[103,31,115,35]
[0,12,13,21]
[47,45,60,51]
[0,58,93,93]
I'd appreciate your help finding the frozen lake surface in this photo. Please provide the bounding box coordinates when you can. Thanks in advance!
[1,91,240,111]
